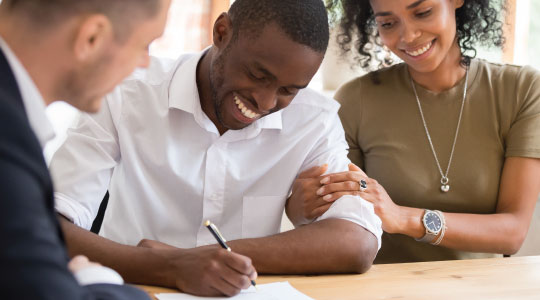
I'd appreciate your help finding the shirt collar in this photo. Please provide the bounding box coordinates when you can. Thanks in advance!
[167,49,282,132]
[0,36,55,148]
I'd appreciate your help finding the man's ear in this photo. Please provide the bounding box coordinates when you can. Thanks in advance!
[454,0,464,9]
[73,14,113,62]
[212,13,233,50]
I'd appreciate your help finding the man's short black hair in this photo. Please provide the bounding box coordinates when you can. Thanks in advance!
[228,0,329,53]
[2,0,160,40]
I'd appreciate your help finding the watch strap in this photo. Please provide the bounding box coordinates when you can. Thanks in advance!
[416,231,437,243]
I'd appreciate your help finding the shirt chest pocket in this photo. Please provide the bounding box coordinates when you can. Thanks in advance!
[242,195,287,239]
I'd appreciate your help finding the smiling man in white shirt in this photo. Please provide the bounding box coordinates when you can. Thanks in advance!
[51,0,383,297]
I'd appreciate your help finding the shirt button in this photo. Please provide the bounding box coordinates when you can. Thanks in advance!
[209,193,218,201]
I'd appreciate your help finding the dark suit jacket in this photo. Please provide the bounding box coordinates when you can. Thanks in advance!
[0,49,150,300]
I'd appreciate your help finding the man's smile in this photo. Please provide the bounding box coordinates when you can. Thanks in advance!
[234,94,261,120]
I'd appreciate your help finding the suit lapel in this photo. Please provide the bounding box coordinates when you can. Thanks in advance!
[0,48,25,111]
[0,48,67,245]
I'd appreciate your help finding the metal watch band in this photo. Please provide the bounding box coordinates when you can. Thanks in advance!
[416,231,438,243]
[431,210,447,245]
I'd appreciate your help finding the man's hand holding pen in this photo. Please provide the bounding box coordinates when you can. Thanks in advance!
[169,245,257,297]
[136,236,257,297]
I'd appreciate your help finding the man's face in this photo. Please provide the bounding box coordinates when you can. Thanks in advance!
[65,0,171,113]
[208,23,324,132]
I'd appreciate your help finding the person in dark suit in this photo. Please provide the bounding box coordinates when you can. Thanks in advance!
[0,0,171,299]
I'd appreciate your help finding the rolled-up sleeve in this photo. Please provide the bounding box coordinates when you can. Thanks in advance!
[317,195,382,249]
[51,91,122,229]
[300,106,383,249]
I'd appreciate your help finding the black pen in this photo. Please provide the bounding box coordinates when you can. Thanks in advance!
[204,220,258,290]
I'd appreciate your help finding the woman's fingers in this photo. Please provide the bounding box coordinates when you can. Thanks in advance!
[348,163,367,176]
[320,171,367,185]
[317,181,366,196]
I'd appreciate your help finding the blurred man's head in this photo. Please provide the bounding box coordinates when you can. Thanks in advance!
[0,0,171,112]
[201,0,329,134]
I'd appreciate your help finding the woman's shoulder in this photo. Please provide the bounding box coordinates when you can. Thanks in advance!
[473,59,540,111]
[335,63,408,106]
[340,63,408,90]
[474,58,540,85]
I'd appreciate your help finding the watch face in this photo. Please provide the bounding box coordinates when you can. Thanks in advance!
[424,211,442,233]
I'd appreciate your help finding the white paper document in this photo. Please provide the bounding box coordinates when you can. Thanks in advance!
[155,281,313,300]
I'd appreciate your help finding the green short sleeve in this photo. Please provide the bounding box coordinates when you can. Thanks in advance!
[506,66,540,158]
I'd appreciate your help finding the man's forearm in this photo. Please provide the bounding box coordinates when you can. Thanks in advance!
[228,218,378,274]
[58,216,176,287]
[59,215,377,287]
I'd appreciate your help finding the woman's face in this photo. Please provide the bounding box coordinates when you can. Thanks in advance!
[369,0,464,74]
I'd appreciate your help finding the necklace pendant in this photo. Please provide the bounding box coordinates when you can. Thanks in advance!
[441,184,450,193]
[440,177,450,193]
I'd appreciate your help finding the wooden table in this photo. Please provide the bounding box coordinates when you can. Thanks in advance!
[139,256,540,299]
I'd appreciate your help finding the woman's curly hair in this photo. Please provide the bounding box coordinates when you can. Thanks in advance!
[327,0,506,70]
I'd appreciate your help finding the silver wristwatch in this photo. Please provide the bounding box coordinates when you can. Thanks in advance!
[415,210,443,243]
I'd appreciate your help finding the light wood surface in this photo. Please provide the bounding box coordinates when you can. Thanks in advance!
[139,256,540,299]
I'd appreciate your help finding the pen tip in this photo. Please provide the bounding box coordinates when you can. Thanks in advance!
[204,220,211,226]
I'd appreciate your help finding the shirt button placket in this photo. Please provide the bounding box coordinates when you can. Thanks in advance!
[197,141,227,246]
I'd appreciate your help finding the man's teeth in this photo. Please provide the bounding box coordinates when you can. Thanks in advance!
[234,96,260,119]
[406,41,433,57]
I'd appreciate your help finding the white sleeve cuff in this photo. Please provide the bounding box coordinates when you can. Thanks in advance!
[55,192,94,230]
[316,195,383,250]
[74,266,124,286]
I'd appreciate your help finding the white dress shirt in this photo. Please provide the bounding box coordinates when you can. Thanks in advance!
[0,35,124,286]
[51,51,382,249]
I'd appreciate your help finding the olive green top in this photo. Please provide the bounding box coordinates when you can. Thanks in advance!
[335,59,540,263]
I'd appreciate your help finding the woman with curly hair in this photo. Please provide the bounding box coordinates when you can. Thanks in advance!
[286,0,540,263]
